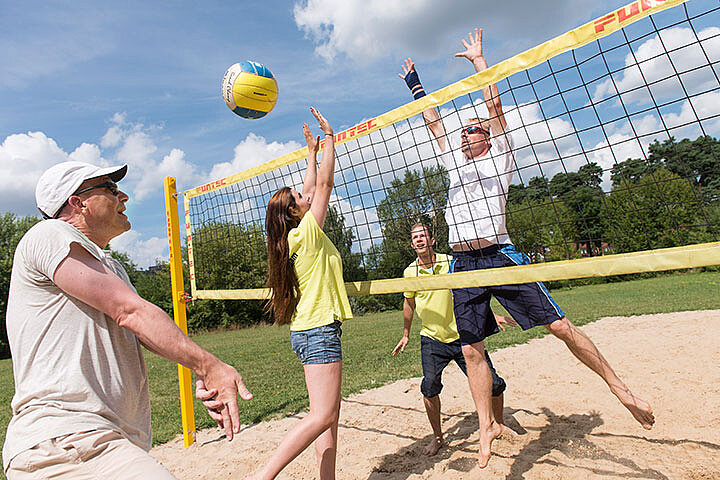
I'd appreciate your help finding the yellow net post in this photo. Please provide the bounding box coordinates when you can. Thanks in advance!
[163,176,196,447]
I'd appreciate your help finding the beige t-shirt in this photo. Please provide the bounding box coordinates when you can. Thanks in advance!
[3,220,151,471]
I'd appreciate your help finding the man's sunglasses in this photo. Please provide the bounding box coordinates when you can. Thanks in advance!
[462,125,490,136]
[50,181,121,219]
[74,181,120,196]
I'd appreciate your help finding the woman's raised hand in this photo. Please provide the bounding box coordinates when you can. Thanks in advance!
[303,122,320,156]
[310,107,333,136]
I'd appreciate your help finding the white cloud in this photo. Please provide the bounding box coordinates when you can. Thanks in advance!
[92,114,207,201]
[293,0,600,64]
[208,133,302,181]
[0,131,70,215]
[109,230,169,269]
[0,112,303,220]
[663,90,720,136]
[134,148,204,201]
[101,126,124,149]
[592,26,720,105]
[69,143,104,165]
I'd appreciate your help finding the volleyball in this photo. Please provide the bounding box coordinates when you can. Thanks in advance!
[222,61,278,119]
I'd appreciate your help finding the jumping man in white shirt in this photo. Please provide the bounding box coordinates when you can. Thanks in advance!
[399,28,654,469]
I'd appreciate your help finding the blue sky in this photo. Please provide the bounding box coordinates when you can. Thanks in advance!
[1,0,709,266]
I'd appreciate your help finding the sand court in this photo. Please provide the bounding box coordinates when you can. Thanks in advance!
[151,310,720,479]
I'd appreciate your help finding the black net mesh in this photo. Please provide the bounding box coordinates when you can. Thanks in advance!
[187,1,720,293]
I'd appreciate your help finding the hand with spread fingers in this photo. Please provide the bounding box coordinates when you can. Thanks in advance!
[455,27,485,63]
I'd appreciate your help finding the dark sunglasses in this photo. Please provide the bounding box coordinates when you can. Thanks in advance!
[50,181,121,219]
[74,181,120,196]
[462,125,490,136]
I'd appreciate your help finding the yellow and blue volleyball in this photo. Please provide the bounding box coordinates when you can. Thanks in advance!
[222,61,278,119]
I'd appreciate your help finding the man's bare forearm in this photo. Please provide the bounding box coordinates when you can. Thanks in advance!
[116,298,218,376]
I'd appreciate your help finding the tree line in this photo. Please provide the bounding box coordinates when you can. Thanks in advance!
[1,135,718,357]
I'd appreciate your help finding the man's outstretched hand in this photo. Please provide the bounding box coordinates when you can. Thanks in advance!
[398,57,417,80]
[455,28,485,63]
[196,360,253,441]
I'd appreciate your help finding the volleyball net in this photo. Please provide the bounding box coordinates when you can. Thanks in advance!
[181,0,720,301]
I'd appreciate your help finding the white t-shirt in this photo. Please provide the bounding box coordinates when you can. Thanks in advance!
[439,133,515,247]
[3,220,151,471]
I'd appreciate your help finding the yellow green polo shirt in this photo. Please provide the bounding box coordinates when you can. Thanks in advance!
[403,253,459,343]
[287,212,352,331]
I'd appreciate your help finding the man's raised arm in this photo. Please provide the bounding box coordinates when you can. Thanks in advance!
[399,58,447,152]
[455,28,507,135]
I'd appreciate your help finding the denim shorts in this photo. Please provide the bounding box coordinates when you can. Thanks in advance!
[290,320,343,365]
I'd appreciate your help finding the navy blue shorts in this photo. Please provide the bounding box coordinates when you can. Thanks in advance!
[290,321,343,365]
[420,336,506,398]
[450,244,565,345]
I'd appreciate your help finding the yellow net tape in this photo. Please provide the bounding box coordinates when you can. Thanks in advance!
[193,242,720,300]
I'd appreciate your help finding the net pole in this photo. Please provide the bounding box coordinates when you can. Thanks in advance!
[163,176,196,448]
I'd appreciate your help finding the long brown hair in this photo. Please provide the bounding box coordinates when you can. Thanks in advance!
[265,187,302,324]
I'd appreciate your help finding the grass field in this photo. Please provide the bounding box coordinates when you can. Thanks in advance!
[0,270,718,474]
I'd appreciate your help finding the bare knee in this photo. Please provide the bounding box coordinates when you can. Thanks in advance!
[308,406,339,431]
[461,342,487,365]
[311,414,337,432]
[545,316,574,340]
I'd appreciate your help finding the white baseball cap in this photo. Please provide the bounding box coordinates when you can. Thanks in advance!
[36,161,128,219]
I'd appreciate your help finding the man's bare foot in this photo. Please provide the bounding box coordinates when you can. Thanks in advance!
[423,435,443,455]
[477,420,502,468]
[614,388,655,429]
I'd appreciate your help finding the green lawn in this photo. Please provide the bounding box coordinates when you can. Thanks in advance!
[0,270,718,473]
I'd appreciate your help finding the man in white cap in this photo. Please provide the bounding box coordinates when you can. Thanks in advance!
[3,161,252,479]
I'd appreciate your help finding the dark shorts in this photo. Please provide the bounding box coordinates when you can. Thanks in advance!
[290,320,343,365]
[450,244,565,345]
[420,336,506,398]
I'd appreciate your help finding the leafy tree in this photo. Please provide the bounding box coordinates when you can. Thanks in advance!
[132,262,173,315]
[109,249,140,285]
[375,165,450,280]
[0,213,41,358]
[506,197,577,262]
[323,205,365,282]
[610,157,662,188]
[606,168,712,252]
[549,163,607,255]
[507,176,552,205]
[507,183,527,204]
[648,136,720,202]
[187,221,269,330]
[526,176,552,202]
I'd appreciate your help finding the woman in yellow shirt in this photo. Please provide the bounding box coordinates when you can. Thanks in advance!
[248,107,352,480]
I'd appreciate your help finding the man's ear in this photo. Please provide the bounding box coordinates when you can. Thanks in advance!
[430,236,436,247]
[67,195,85,212]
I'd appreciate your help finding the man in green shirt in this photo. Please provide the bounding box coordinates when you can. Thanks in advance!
[392,223,515,455]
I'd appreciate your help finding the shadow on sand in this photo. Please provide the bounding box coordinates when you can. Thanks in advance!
[363,404,718,479]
